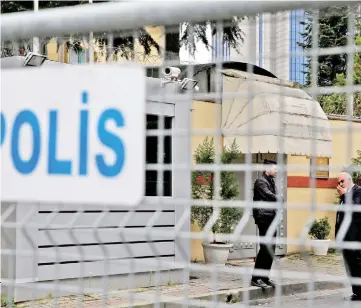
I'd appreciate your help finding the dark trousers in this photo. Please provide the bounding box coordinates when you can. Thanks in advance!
[343,249,361,296]
[252,222,277,282]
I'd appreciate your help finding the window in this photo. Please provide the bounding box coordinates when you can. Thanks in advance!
[259,15,263,67]
[145,115,172,196]
[310,157,330,179]
[212,27,231,62]
[93,36,135,62]
[68,49,89,64]
[112,36,134,60]
[165,26,180,61]
[289,10,307,85]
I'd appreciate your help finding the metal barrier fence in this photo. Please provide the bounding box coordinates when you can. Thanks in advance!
[1,1,361,307]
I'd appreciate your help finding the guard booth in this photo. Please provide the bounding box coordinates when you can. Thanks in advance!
[1,55,192,302]
[220,68,332,259]
[228,153,288,259]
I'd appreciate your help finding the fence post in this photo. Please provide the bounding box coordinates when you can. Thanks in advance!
[1,203,38,302]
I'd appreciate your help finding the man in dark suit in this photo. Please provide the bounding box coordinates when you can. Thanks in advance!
[335,172,361,301]
[251,159,282,288]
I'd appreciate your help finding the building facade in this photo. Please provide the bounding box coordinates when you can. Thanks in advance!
[211,10,307,84]
[190,100,361,261]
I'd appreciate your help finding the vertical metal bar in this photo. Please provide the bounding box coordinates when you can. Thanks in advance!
[119,29,140,308]
[32,0,39,53]
[67,207,86,308]
[346,8,355,197]
[88,0,94,63]
[18,204,38,308]
[3,204,17,308]
[274,9,287,307]
[307,8,320,308]
[210,19,224,308]
[344,9,356,299]
[42,204,63,307]
[93,208,110,308]
[243,15,257,306]
[174,94,192,308]
[180,21,194,308]
[150,25,167,308]
[106,33,114,62]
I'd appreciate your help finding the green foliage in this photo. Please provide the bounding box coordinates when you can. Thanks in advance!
[308,216,331,240]
[191,137,243,242]
[299,6,360,87]
[351,149,361,185]
[299,7,361,116]
[1,1,246,58]
[1,296,15,307]
[340,148,361,185]
[318,35,361,116]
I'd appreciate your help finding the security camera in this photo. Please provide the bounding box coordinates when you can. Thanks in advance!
[180,78,199,91]
[23,52,47,67]
[163,66,181,80]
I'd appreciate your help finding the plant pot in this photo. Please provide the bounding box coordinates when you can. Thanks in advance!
[311,239,331,256]
[202,242,233,266]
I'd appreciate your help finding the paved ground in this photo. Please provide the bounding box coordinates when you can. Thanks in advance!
[247,288,361,307]
[13,252,349,307]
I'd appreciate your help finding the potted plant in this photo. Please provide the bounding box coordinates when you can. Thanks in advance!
[308,216,331,256]
[191,137,243,266]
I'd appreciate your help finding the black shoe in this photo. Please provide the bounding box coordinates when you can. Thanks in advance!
[264,279,277,287]
[250,279,268,289]
[345,294,361,301]
[348,294,361,301]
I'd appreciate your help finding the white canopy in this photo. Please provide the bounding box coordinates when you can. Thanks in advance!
[221,69,332,157]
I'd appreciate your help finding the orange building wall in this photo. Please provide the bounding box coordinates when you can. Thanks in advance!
[190,109,361,259]
[44,26,165,65]
[286,118,361,253]
[190,100,221,262]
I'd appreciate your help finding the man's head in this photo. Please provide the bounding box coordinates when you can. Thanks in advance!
[337,172,353,190]
[264,159,277,177]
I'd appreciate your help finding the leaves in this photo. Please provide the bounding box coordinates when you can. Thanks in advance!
[1,296,15,307]
[317,34,361,117]
[1,1,246,58]
[351,149,361,185]
[319,92,361,117]
[191,137,243,240]
[308,216,331,240]
[180,17,246,57]
[299,6,361,87]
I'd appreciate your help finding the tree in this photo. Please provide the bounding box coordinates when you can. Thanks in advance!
[191,137,243,243]
[318,35,361,116]
[351,148,361,185]
[1,1,245,59]
[180,19,245,57]
[299,6,360,87]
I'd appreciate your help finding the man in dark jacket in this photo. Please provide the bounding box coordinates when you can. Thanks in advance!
[251,159,281,288]
[335,172,361,301]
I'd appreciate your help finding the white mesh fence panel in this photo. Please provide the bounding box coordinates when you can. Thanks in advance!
[1,1,361,307]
